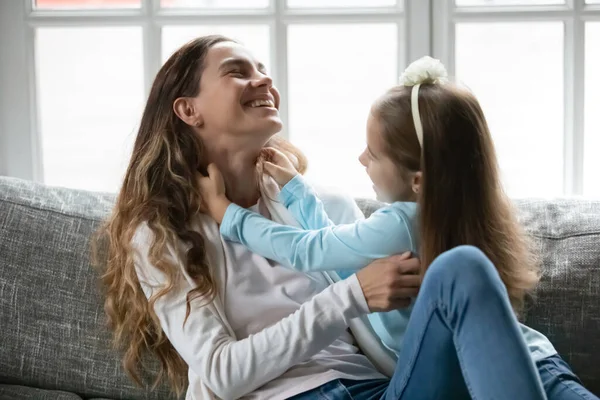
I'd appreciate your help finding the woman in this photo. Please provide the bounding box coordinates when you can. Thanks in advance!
[96,35,596,399]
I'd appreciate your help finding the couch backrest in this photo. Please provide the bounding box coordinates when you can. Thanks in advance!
[517,198,600,393]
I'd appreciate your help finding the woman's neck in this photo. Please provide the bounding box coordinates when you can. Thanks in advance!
[208,147,262,208]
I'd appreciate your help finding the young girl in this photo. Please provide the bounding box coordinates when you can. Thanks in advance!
[199,56,598,399]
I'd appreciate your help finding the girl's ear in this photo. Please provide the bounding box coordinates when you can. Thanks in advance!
[412,171,422,194]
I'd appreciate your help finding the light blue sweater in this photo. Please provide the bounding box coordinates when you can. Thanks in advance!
[220,175,556,360]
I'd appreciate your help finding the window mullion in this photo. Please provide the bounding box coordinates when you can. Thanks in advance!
[563,1,585,195]
[397,0,405,77]
[432,0,455,76]
[564,1,585,195]
[143,0,161,98]
[405,0,431,64]
[273,0,289,139]
[0,0,38,180]
[26,19,44,182]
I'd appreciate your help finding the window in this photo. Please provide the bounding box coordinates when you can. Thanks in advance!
[35,0,141,9]
[455,22,564,197]
[35,27,144,192]
[0,0,412,195]
[287,24,398,196]
[585,22,600,197]
[455,0,564,5]
[1,0,598,198]
[161,25,270,65]
[433,0,600,197]
[287,0,397,7]
[161,0,268,8]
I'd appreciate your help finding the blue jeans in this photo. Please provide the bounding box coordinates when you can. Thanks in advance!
[290,246,599,400]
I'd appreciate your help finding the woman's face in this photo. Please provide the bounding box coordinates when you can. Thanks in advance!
[359,111,415,203]
[194,41,282,143]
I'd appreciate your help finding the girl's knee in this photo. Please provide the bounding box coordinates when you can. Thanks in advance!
[424,245,501,292]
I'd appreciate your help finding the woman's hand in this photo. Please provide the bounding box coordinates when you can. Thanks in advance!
[356,252,421,312]
[260,147,299,187]
[198,163,231,224]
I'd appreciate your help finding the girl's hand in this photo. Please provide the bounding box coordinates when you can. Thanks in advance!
[261,147,299,187]
[198,163,231,224]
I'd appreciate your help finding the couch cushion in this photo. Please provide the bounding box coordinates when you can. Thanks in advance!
[0,384,82,400]
[357,198,600,395]
[0,177,174,400]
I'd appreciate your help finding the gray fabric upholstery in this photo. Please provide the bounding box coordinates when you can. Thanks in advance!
[0,384,82,400]
[0,177,173,400]
[517,199,600,391]
[1,176,599,398]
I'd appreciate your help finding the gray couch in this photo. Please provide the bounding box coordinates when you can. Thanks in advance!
[0,175,599,399]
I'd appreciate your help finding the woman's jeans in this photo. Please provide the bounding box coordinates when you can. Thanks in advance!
[290,245,599,400]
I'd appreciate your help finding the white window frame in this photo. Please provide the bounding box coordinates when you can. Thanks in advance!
[0,0,430,183]
[432,0,600,196]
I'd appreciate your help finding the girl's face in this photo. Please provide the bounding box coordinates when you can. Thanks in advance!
[359,111,417,203]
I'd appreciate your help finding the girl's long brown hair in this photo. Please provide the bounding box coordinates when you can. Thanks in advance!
[92,35,306,397]
[373,82,539,314]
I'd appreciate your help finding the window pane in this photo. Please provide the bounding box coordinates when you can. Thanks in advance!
[35,0,139,9]
[456,22,564,197]
[288,24,398,198]
[586,0,600,3]
[585,23,600,197]
[161,0,268,8]
[35,27,144,192]
[162,25,270,69]
[287,0,396,7]
[456,0,563,5]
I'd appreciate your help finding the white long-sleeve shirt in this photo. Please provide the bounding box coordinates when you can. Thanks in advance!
[132,187,387,400]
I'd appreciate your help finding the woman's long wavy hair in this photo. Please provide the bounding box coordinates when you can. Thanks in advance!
[92,35,306,397]
[372,82,540,315]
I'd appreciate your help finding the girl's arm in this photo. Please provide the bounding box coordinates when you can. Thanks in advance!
[220,203,416,272]
[278,174,335,230]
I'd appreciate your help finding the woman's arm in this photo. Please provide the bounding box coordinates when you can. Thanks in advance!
[220,203,415,273]
[279,175,335,230]
[132,227,369,400]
